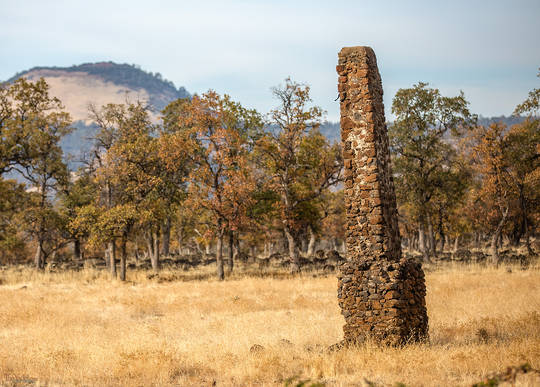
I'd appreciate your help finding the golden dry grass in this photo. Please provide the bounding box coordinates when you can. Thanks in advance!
[0,262,539,386]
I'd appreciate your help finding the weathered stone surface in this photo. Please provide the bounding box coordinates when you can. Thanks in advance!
[337,46,428,345]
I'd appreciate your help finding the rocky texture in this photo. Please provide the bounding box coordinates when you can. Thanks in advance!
[336,46,428,345]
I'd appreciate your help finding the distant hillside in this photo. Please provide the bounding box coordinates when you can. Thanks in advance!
[477,115,527,128]
[5,62,190,121]
[319,121,341,143]
[318,115,528,145]
[61,115,528,169]
[4,62,191,169]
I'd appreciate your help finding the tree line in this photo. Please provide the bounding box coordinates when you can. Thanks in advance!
[390,79,539,264]
[0,74,538,280]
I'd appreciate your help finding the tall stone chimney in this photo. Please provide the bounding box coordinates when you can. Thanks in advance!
[337,46,428,345]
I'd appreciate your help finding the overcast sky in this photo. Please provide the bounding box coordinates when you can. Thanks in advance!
[1,0,539,121]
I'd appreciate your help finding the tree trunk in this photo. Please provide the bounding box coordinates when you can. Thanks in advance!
[162,216,171,256]
[518,185,534,255]
[216,226,225,281]
[227,229,234,273]
[193,237,203,254]
[451,235,459,259]
[73,239,82,261]
[524,216,533,256]
[438,209,446,252]
[284,222,300,273]
[442,234,449,252]
[120,235,127,281]
[233,233,239,261]
[427,214,437,258]
[490,207,509,266]
[105,181,113,271]
[34,239,44,270]
[490,234,500,265]
[151,229,160,272]
[307,225,316,257]
[281,233,288,254]
[146,232,154,260]
[205,242,211,255]
[108,240,117,279]
[105,246,110,269]
[411,232,418,252]
[418,222,432,263]
[511,221,524,246]
[177,230,184,255]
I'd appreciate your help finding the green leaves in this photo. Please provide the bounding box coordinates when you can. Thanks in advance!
[257,78,342,238]
[71,203,139,248]
[0,78,73,267]
[389,82,475,242]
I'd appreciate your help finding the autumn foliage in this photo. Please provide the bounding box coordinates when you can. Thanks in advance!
[0,75,538,280]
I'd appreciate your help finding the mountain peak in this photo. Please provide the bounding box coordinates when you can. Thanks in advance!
[5,61,190,122]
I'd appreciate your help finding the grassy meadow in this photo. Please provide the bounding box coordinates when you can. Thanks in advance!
[0,262,539,386]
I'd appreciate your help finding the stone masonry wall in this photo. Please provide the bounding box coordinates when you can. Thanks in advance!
[336,46,428,345]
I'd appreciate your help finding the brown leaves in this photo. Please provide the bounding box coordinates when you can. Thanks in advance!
[174,92,261,234]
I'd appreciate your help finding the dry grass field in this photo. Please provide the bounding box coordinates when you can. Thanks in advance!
[0,262,539,386]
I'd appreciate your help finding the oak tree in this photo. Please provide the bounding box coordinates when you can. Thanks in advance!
[257,78,342,272]
[169,91,262,280]
[389,82,476,261]
[6,78,73,269]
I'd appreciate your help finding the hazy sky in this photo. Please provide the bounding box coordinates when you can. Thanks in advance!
[1,0,539,121]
